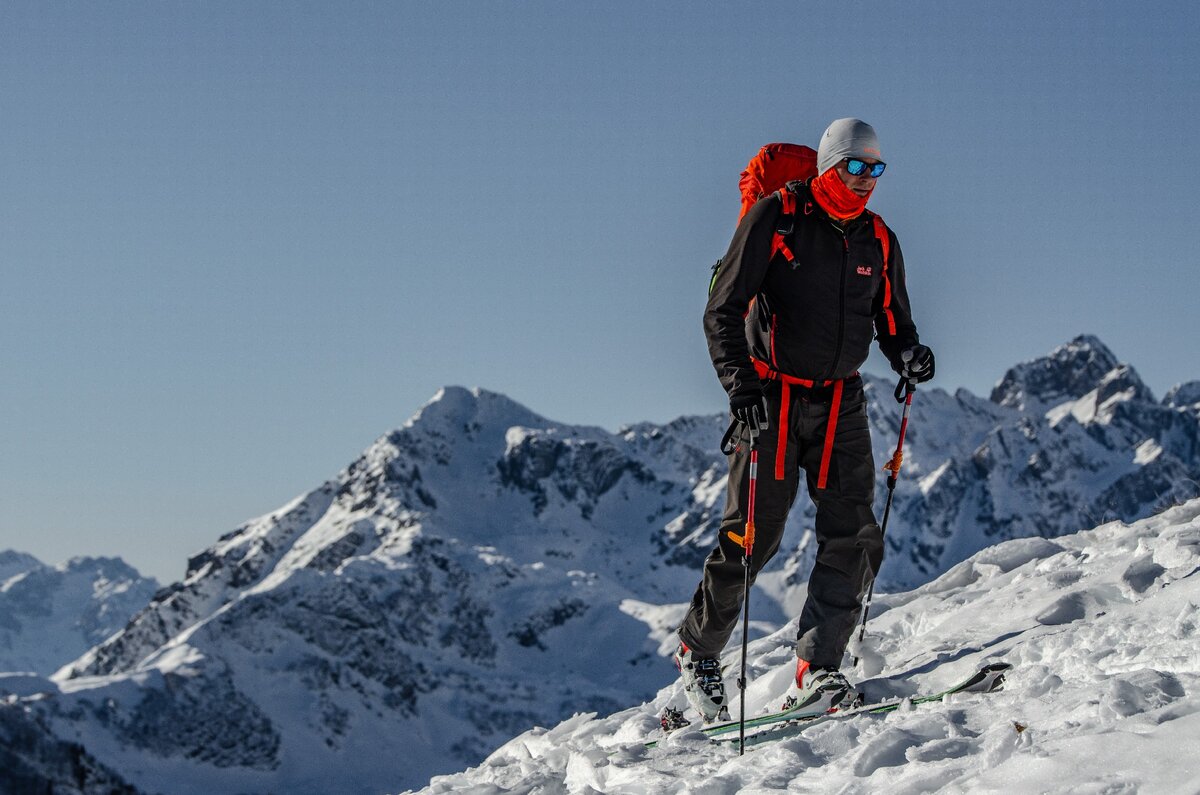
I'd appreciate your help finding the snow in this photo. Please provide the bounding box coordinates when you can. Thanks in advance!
[1045,390,1098,427]
[917,461,949,494]
[413,498,1200,794]
[1134,438,1163,465]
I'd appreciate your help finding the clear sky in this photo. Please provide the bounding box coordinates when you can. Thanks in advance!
[3,1,1198,583]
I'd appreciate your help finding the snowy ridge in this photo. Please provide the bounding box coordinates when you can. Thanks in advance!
[417,499,1200,794]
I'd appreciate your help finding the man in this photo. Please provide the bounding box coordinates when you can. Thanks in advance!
[675,118,934,723]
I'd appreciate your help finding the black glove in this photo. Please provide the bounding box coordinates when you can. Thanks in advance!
[900,344,935,383]
[730,391,769,436]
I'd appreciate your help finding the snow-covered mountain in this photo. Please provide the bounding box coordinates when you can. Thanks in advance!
[35,388,729,794]
[4,334,1197,793]
[416,497,1200,793]
[0,553,159,675]
[886,334,1200,587]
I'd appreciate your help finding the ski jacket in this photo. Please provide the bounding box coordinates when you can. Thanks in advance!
[704,180,920,405]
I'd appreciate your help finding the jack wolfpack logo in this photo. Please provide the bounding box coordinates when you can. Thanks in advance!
[856,265,872,276]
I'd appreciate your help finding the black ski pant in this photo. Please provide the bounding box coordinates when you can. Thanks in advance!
[678,376,884,668]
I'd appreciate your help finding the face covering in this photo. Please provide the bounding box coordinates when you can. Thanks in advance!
[810,166,871,221]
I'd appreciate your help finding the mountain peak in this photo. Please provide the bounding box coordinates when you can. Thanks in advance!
[0,550,43,584]
[405,386,554,436]
[1164,381,1200,408]
[989,335,1147,411]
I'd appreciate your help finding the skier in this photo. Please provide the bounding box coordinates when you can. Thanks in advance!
[675,118,935,722]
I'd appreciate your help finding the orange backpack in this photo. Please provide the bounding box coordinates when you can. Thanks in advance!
[737,143,818,221]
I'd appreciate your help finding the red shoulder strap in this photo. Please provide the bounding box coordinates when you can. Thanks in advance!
[771,186,799,265]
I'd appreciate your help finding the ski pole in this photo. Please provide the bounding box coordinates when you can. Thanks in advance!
[852,373,916,667]
[724,422,759,757]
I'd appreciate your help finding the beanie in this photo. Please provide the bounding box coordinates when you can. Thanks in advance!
[817,118,882,175]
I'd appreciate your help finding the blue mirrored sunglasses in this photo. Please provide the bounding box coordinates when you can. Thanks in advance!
[845,158,886,178]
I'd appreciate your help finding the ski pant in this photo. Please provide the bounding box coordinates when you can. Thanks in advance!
[678,376,884,668]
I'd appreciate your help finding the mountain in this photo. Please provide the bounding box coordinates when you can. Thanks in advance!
[4,335,1198,793]
[885,334,1200,586]
[415,497,1200,793]
[34,388,732,793]
[0,554,159,675]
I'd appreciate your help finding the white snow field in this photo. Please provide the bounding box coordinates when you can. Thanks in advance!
[413,498,1200,794]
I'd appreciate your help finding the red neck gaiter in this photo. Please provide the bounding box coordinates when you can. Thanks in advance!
[810,168,871,221]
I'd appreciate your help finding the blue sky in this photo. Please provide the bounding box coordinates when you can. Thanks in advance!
[3,1,1197,582]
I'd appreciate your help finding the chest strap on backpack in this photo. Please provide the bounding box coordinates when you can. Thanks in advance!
[752,358,847,488]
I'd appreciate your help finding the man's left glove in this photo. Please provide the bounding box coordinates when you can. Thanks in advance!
[730,392,769,436]
[720,392,770,454]
[899,344,935,383]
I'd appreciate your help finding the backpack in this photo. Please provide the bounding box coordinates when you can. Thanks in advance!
[737,142,818,221]
[709,143,895,339]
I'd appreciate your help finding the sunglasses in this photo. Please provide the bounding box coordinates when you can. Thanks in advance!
[844,158,886,178]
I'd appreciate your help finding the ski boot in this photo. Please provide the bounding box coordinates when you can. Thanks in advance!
[673,642,731,724]
[780,659,857,713]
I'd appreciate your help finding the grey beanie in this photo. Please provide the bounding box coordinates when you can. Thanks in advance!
[817,118,882,174]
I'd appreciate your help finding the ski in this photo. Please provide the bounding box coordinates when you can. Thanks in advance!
[713,661,1011,747]
[647,692,842,749]
[647,661,1010,749]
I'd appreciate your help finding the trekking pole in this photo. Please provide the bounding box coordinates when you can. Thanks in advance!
[719,421,759,756]
[852,372,917,667]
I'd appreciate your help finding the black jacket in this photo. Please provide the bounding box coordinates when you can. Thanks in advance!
[704,181,919,402]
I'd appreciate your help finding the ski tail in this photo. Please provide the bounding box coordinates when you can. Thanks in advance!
[954,661,1011,694]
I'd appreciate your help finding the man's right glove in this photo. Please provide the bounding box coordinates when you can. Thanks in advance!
[900,344,935,383]
[730,391,770,436]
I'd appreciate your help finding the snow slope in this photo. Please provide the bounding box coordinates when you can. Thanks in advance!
[416,498,1200,794]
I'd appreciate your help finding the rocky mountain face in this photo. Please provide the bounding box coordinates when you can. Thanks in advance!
[889,335,1200,586]
[0,554,159,675]
[4,335,1197,794]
